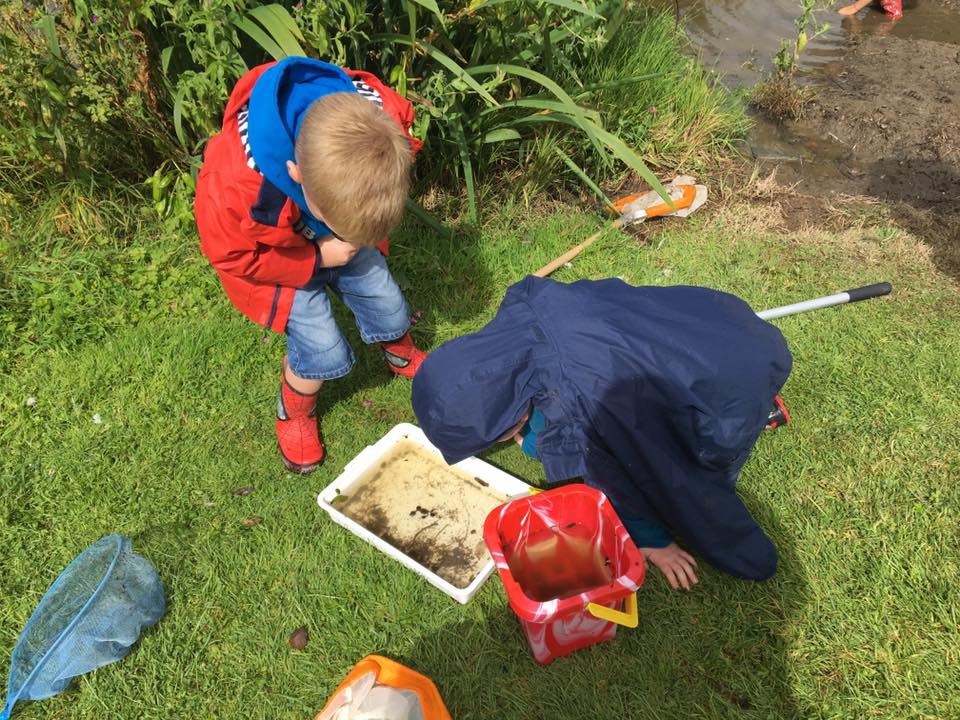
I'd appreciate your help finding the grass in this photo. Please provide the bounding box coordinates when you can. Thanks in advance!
[1,182,959,720]
[751,77,816,122]
[480,10,748,206]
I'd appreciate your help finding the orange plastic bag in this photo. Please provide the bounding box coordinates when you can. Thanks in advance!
[316,656,451,720]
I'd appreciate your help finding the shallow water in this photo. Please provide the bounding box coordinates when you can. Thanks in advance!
[650,0,960,186]
[653,0,959,89]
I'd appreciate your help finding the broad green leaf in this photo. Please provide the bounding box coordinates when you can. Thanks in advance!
[408,0,445,25]
[35,15,62,60]
[248,5,305,57]
[53,123,67,162]
[403,0,417,47]
[257,3,306,42]
[160,46,173,75]
[483,128,522,143]
[173,87,188,148]
[234,16,285,60]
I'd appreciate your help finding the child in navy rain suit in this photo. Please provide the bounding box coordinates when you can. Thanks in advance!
[412,276,792,589]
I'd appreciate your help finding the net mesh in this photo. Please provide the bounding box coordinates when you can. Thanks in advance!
[1,536,165,719]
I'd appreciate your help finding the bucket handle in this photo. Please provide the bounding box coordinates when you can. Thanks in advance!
[587,593,638,628]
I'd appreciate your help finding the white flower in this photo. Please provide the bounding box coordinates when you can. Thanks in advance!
[92,414,103,425]
[564,262,573,269]
[661,268,674,277]
[26,396,37,407]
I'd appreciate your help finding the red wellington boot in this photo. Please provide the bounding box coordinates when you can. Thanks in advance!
[380,333,428,379]
[765,395,791,430]
[276,359,325,473]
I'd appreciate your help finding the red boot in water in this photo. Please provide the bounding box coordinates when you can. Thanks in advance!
[380,333,427,379]
[276,359,325,473]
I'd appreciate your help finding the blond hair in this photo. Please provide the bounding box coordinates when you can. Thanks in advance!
[295,92,413,246]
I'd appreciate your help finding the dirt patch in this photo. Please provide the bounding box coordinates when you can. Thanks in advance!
[798,35,959,208]
[767,34,960,279]
[337,439,509,589]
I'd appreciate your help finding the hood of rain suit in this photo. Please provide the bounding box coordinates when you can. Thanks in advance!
[412,276,793,580]
[247,56,358,240]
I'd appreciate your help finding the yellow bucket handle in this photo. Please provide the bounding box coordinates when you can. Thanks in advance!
[587,593,639,628]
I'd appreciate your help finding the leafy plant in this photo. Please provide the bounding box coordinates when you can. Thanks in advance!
[773,0,831,82]
[1,1,745,220]
[752,0,830,121]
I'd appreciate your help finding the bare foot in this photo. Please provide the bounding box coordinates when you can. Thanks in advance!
[838,0,873,15]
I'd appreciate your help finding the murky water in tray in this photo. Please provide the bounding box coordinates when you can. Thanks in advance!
[652,0,959,89]
[338,439,509,589]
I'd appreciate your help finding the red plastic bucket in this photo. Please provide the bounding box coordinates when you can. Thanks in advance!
[483,484,645,665]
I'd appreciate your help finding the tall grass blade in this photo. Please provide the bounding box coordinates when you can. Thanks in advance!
[408,0,446,25]
[451,113,477,222]
[553,147,616,211]
[575,74,659,96]
[404,198,450,236]
[468,63,605,161]
[590,123,672,203]
[472,0,603,19]
[375,34,500,107]
[479,97,601,123]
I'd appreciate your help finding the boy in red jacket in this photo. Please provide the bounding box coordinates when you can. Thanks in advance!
[196,57,427,473]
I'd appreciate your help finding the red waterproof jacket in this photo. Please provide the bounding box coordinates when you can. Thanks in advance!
[195,63,422,332]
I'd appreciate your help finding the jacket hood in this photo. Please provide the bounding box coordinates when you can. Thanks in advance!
[247,57,358,239]
[412,279,560,464]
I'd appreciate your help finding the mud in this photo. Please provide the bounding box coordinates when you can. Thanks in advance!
[659,0,960,279]
[338,439,509,589]
[793,35,960,212]
[770,34,960,278]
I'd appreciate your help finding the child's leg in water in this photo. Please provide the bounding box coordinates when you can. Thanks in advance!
[838,0,874,15]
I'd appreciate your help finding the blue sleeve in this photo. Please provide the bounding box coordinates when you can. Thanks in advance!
[618,515,673,548]
[520,408,547,460]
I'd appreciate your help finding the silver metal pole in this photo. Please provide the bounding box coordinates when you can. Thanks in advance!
[757,293,850,320]
[756,282,892,321]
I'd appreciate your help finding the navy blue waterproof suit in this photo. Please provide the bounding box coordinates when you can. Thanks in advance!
[411,276,792,580]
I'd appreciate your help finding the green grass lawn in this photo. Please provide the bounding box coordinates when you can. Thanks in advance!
[1,187,958,720]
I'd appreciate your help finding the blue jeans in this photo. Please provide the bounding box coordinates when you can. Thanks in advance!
[285,247,410,380]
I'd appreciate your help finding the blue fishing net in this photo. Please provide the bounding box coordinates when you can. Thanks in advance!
[1,535,165,720]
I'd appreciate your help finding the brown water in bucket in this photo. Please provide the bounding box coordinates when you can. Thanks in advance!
[506,525,614,602]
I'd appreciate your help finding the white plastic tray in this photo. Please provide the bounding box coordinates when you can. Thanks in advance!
[318,423,531,604]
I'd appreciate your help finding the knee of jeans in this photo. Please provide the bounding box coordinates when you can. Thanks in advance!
[287,335,355,379]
